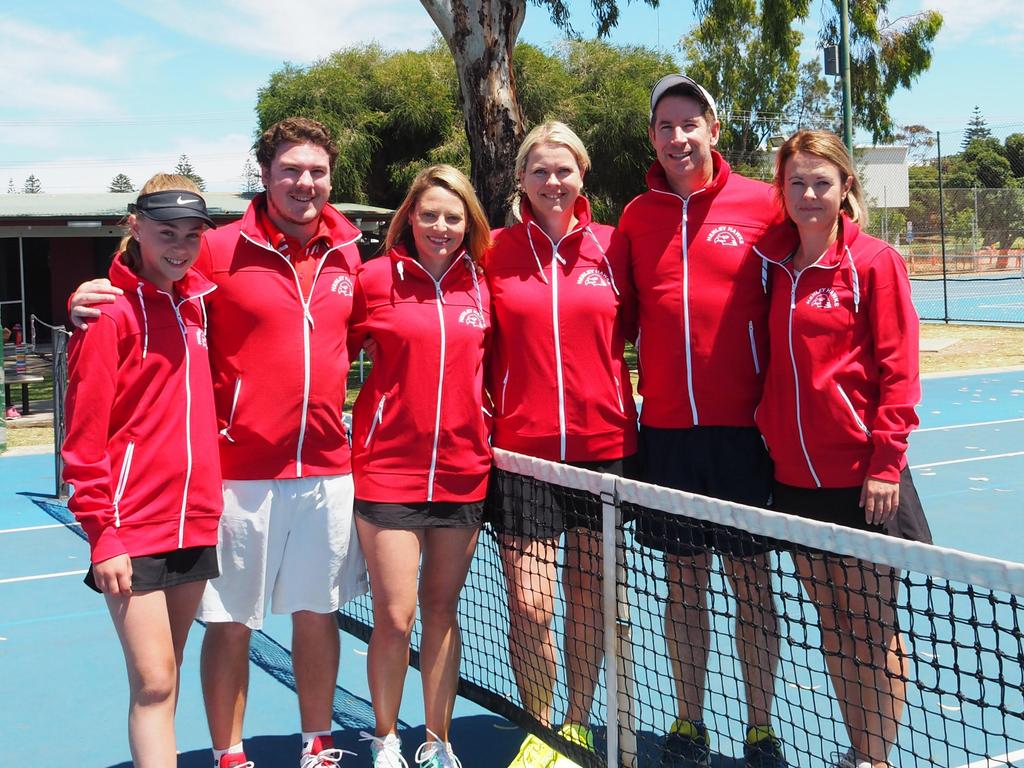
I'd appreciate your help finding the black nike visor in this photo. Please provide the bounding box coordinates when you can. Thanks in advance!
[129,189,218,228]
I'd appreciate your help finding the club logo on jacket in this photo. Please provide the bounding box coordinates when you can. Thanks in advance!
[331,274,354,297]
[806,287,841,310]
[577,269,611,287]
[706,225,744,247]
[196,328,208,348]
[458,308,486,328]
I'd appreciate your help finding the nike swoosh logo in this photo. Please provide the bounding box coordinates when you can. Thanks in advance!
[176,196,197,205]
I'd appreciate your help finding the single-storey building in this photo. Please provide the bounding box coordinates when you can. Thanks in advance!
[0,193,393,342]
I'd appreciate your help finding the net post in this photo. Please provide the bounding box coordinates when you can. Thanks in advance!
[602,473,636,767]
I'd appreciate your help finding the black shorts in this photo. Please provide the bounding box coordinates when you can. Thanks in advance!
[355,499,484,530]
[632,426,774,557]
[772,466,933,548]
[486,455,638,539]
[85,545,219,594]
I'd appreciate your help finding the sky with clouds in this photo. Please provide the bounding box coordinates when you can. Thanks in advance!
[1,0,1019,194]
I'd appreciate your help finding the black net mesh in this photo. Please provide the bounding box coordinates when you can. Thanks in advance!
[337,450,1024,768]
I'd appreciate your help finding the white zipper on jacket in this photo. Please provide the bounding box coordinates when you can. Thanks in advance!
[363,394,386,447]
[526,222,584,462]
[220,378,242,444]
[757,245,846,488]
[157,285,215,547]
[651,187,707,425]
[404,256,464,501]
[239,231,358,477]
[836,383,872,436]
[784,275,821,487]
[748,320,761,375]
[112,441,136,528]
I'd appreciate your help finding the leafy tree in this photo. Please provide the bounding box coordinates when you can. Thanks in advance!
[241,159,262,197]
[418,0,941,221]
[961,138,1013,188]
[6,178,15,194]
[895,124,936,165]
[789,60,840,133]
[557,40,675,220]
[22,175,42,194]
[960,106,992,150]
[174,154,206,191]
[1004,133,1024,178]
[680,1,800,166]
[108,173,134,193]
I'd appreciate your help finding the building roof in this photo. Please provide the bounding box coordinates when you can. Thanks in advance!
[0,192,392,227]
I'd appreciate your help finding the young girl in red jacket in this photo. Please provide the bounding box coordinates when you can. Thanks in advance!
[754,131,932,768]
[349,165,492,768]
[486,121,638,768]
[62,174,223,768]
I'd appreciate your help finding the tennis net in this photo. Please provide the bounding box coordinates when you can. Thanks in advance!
[338,448,1024,768]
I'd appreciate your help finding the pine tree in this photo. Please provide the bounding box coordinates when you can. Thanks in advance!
[241,158,262,197]
[961,106,992,150]
[174,154,206,191]
[22,175,42,194]
[6,178,15,194]
[109,173,135,193]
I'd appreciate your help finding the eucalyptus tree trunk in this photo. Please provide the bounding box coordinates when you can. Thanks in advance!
[419,0,527,226]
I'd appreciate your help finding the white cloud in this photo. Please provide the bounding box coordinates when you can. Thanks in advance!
[920,0,1024,45]
[131,0,438,62]
[0,17,128,114]
[0,133,257,194]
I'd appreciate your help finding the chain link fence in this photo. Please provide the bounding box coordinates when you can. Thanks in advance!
[717,120,1024,324]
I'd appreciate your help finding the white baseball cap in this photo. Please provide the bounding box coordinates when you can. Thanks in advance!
[649,74,718,123]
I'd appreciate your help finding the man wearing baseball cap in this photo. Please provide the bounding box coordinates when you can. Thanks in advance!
[617,75,787,767]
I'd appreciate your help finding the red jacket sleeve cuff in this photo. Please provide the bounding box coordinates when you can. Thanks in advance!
[90,525,128,564]
[867,444,904,484]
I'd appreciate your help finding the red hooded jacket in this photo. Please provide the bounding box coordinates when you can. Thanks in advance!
[196,194,363,480]
[618,153,781,429]
[753,216,921,488]
[348,245,491,503]
[62,256,222,563]
[486,196,638,462]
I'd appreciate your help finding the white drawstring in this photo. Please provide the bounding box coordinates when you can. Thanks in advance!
[199,294,208,332]
[846,246,861,313]
[583,226,621,296]
[136,284,149,360]
[463,253,483,313]
[525,223,549,283]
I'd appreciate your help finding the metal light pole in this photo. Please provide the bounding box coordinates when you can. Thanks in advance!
[840,0,853,155]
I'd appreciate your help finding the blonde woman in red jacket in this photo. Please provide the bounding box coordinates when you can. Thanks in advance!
[62,174,222,767]
[349,165,492,768]
[754,131,932,768]
[487,121,639,768]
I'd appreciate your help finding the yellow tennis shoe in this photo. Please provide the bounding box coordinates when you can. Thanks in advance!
[507,733,558,768]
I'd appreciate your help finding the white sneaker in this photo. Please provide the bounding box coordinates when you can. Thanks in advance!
[360,732,409,768]
[300,740,354,768]
[413,732,462,768]
[831,748,876,768]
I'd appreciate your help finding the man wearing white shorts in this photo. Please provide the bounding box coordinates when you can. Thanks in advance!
[71,117,368,768]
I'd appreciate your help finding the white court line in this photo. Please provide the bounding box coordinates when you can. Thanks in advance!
[912,451,1024,469]
[956,747,1024,768]
[918,417,1024,432]
[0,522,80,535]
[0,569,88,585]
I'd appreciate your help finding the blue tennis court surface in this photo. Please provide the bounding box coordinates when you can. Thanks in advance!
[912,276,1024,323]
[2,368,1022,767]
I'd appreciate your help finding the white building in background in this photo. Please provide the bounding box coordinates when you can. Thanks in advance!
[857,145,910,208]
